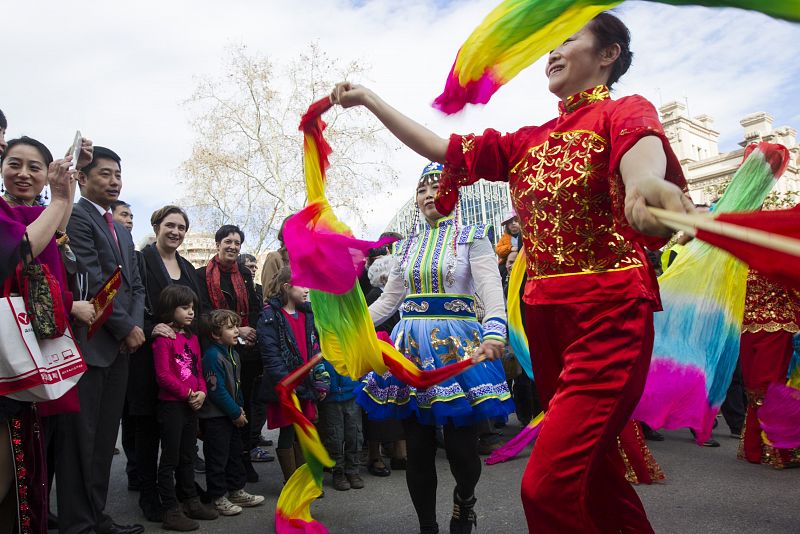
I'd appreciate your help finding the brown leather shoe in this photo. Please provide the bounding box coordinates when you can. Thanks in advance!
[346,473,364,489]
[162,507,199,532]
[332,471,350,491]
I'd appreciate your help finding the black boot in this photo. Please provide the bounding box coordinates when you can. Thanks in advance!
[140,494,165,522]
[449,488,477,534]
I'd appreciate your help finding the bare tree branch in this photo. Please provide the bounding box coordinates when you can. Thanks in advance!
[180,43,398,254]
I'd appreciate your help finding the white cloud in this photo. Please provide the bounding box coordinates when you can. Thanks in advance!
[2,0,798,247]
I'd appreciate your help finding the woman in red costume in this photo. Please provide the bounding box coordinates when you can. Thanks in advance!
[331,12,691,533]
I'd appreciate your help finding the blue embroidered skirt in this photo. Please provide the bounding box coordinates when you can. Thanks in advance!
[357,294,514,427]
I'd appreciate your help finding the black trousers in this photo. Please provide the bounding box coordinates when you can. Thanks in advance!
[56,354,129,534]
[402,417,481,532]
[201,416,246,499]
[512,373,542,424]
[248,373,268,448]
[157,401,199,509]
[721,358,746,434]
[132,414,160,509]
[121,398,137,483]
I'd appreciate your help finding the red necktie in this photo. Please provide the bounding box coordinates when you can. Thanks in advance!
[103,211,119,247]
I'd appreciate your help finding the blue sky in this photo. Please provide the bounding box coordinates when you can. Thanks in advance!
[2,0,798,248]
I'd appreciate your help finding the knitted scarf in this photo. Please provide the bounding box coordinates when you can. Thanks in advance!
[205,255,250,327]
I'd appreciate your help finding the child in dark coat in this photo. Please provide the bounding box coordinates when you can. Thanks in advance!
[257,266,329,482]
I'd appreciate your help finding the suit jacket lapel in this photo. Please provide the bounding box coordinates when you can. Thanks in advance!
[116,221,132,282]
[78,197,124,267]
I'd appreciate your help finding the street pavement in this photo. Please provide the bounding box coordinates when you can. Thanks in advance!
[93,418,798,534]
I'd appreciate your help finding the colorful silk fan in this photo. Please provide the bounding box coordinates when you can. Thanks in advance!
[755,315,800,448]
[277,98,488,532]
[285,97,477,386]
[433,0,800,114]
[506,247,532,379]
[632,142,789,443]
[690,207,800,290]
[275,354,332,534]
[485,411,545,465]
[759,381,800,449]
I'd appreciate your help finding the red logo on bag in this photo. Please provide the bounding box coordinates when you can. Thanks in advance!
[17,312,30,325]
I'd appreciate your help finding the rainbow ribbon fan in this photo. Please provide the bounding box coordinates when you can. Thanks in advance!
[277,98,486,532]
[434,0,800,114]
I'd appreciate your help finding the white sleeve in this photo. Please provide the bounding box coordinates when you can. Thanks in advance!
[368,257,407,327]
[469,237,507,342]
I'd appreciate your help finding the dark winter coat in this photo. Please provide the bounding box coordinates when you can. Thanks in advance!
[128,244,203,416]
[256,297,323,403]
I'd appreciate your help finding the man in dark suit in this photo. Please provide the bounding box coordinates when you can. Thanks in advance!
[60,147,146,534]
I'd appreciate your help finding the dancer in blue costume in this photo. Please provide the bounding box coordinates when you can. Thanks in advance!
[357,163,513,534]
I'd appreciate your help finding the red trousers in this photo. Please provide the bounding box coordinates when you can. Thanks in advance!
[739,330,795,466]
[522,299,655,534]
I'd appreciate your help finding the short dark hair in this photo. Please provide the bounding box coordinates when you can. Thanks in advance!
[0,136,54,167]
[201,309,241,339]
[588,12,633,89]
[237,253,257,266]
[215,224,244,244]
[80,146,121,175]
[0,109,6,129]
[155,285,199,334]
[150,205,190,231]
[110,200,131,212]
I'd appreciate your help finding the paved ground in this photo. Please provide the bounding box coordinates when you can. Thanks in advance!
[92,418,798,533]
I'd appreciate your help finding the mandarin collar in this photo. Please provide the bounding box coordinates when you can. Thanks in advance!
[558,85,610,117]
[426,214,455,229]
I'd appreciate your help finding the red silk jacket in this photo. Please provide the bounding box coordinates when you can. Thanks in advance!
[436,85,686,305]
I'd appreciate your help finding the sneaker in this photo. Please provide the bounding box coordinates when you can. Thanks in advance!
[346,473,364,489]
[228,489,265,507]
[213,496,242,516]
[250,446,275,462]
[332,471,350,491]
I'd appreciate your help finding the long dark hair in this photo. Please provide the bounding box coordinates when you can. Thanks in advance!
[588,12,633,89]
[156,285,199,334]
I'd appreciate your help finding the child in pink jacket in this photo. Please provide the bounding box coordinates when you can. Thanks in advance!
[153,285,217,530]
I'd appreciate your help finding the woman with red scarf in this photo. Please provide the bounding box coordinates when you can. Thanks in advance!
[330,11,691,534]
[196,224,263,481]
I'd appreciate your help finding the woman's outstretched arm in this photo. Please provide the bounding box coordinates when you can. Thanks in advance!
[332,82,448,163]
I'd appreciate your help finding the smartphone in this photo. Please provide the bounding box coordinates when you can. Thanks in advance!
[69,130,82,170]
